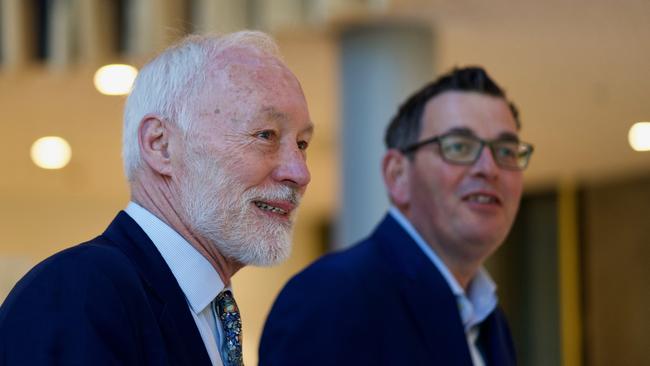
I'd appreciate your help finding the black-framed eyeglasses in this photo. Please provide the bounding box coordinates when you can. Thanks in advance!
[401,132,534,171]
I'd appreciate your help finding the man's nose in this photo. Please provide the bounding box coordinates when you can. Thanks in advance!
[470,145,499,179]
[273,145,311,189]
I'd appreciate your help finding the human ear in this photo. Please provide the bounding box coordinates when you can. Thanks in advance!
[382,149,410,207]
[138,116,173,176]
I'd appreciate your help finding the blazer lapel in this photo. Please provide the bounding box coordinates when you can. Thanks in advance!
[103,211,212,365]
[478,308,517,366]
[373,215,473,365]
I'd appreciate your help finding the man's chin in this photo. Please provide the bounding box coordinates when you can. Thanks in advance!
[255,249,292,267]
[225,223,293,267]
[238,241,292,267]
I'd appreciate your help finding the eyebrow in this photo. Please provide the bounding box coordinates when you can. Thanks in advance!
[302,123,315,136]
[259,106,314,135]
[496,132,520,142]
[260,106,287,122]
[444,127,474,136]
[442,127,520,142]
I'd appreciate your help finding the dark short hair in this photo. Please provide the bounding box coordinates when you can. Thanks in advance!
[384,66,520,150]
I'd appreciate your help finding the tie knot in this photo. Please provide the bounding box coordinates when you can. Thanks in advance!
[216,290,243,366]
[216,290,238,316]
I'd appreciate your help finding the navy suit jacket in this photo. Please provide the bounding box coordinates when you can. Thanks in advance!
[0,212,212,365]
[260,214,516,366]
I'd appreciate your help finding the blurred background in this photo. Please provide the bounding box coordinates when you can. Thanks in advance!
[1,0,649,365]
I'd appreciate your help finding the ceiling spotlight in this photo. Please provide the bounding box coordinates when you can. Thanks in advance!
[628,122,650,152]
[31,136,72,169]
[94,64,138,96]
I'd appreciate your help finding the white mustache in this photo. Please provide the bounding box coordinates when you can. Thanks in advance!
[246,185,301,206]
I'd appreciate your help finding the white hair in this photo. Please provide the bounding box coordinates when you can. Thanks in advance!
[122,31,281,181]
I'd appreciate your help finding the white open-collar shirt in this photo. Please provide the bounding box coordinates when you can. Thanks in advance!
[125,202,226,366]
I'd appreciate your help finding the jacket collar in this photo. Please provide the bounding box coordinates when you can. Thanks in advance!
[371,214,474,364]
[103,211,212,365]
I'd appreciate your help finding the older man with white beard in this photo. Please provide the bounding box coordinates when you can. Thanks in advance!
[0,31,313,366]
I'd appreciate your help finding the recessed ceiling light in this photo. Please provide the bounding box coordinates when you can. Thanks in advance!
[94,64,138,96]
[628,122,650,152]
[30,136,72,169]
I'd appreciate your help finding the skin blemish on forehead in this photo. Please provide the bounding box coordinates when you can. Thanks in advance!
[198,50,310,138]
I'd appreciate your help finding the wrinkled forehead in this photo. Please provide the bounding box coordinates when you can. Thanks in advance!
[208,47,297,92]
[191,50,291,103]
[186,49,306,134]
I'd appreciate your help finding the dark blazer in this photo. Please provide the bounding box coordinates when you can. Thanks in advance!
[0,212,212,365]
[260,214,516,366]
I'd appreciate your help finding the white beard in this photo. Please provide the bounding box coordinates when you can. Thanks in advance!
[179,147,299,266]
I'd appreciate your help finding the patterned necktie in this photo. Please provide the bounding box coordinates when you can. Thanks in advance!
[216,290,244,366]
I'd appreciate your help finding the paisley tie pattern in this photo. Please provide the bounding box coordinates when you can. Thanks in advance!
[216,290,243,366]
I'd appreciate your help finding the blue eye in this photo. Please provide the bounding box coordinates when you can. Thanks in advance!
[256,130,276,140]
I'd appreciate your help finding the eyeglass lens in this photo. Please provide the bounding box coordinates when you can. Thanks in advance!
[439,135,530,169]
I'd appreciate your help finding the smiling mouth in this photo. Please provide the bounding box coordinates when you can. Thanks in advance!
[465,194,500,205]
[254,201,289,215]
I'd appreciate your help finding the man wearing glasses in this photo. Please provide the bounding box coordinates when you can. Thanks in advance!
[260,67,533,365]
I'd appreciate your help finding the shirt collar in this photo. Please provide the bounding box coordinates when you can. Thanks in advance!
[388,206,497,329]
[125,202,224,315]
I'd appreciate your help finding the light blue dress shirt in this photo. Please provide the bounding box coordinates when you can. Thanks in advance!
[389,207,498,366]
[125,202,226,366]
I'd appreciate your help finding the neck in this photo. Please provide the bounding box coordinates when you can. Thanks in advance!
[444,258,481,291]
[130,174,242,285]
[397,206,485,291]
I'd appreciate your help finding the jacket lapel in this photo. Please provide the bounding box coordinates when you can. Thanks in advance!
[103,211,212,365]
[373,215,474,365]
[478,308,517,366]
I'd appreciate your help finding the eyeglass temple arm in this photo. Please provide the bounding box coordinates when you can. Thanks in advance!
[400,136,441,154]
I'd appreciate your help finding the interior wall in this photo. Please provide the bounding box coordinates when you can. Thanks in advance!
[582,175,650,366]
[0,67,129,294]
[488,191,561,366]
